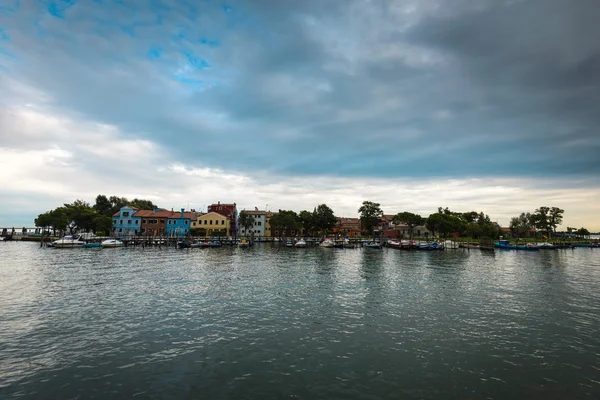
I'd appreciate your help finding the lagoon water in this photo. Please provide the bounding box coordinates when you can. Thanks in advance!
[1,242,600,399]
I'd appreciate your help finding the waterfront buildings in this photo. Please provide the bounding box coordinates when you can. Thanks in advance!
[112,206,141,236]
[194,212,231,236]
[239,209,271,237]
[207,202,237,235]
[333,217,361,237]
[166,209,196,237]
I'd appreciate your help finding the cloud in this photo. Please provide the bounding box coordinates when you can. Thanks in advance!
[0,0,599,228]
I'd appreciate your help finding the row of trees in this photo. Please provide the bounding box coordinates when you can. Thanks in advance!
[35,195,156,236]
[356,201,499,239]
[244,204,338,238]
[509,206,564,239]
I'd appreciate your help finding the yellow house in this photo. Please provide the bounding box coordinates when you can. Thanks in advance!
[191,212,230,236]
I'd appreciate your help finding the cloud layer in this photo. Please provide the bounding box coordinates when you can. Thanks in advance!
[1,0,599,228]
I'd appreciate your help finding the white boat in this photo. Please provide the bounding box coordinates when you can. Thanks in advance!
[285,241,294,247]
[295,239,307,248]
[101,239,123,248]
[537,242,556,249]
[364,242,382,249]
[320,238,334,248]
[445,240,459,249]
[52,235,85,248]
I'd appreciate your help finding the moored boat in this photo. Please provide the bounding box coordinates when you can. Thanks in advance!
[101,238,123,248]
[494,240,539,250]
[83,242,101,248]
[286,240,294,247]
[52,235,85,248]
[320,238,334,248]
[210,241,222,248]
[363,242,382,249]
[239,239,250,248]
[295,239,307,248]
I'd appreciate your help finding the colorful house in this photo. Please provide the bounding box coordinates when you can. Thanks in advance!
[194,212,230,236]
[112,206,141,237]
[207,202,237,235]
[136,208,171,237]
[166,208,196,237]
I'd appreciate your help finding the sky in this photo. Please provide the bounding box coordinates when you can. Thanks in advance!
[1,0,599,230]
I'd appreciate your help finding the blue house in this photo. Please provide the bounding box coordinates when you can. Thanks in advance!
[166,209,196,237]
[112,206,142,237]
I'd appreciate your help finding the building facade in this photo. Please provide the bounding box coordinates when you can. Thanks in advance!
[239,209,268,237]
[166,209,196,237]
[195,212,230,236]
[207,202,237,235]
[136,208,170,237]
[333,217,361,237]
[112,206,141,236]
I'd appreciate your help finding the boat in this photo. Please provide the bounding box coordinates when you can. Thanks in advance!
[333,241,344,249]
[494,240,539,250]
[239,239,250,248]
[320,238,334,248]
[295,239,307,248]
[189,242,202,248]
[416,241,445,251]
[363,242,382,249]
[537,242,556,249]
[387,240,401,249]
[343,239,355,249]
[210,241,222,248]
[83,242,101,248]
[445,240,460,249]
[52,235,85,248]
[101,238,123,248]
[199,241,211,248]
[286,240,294,247]
[177,241,191,249]
[401,240,416,249]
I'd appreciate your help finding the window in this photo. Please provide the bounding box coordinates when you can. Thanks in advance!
[128,220,131,224]
[184,229,188,233]
[192,222,196,227]
[135,220,138,224]
[210,220,213,225]
[185,220,188,225]
[258,222,262,226]
[219,207,222,210]
[123,212,130,217]
[113,220,116,225]
[204,220,207,225]
[221,220,225,225]
[142,219,147,224]
[120,220,123,224]
[119,228,122,232]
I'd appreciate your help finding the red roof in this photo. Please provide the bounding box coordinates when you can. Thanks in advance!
[132,210,196,219]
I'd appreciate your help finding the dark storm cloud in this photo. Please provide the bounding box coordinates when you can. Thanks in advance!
[1,0,599,178]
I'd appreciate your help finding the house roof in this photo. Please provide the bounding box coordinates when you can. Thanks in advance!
[197,211,230,220]
[132,210,196,219]
[208,203,235,207]
[243,210,267,215]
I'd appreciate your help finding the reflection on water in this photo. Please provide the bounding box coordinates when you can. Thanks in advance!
[1,242,600,399]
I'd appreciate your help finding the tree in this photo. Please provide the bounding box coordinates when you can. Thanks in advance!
[531,206,550,237]
[238,211,255,237]
[548,207,564,236]
[299,210,315,236]
[426,213,466,238]
[313,204,337,236]
[462,211,479,223]
[358,201,383,237]
[93,194,113,217]
[268,210,300,238]
[575,227,590,238]
[509,212,533,239]
[92,214,113,236]
[130,198,156,211]
[392,212,425,239]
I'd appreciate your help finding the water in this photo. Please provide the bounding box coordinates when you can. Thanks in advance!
[1,242,600,399]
